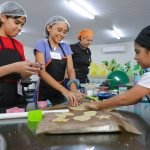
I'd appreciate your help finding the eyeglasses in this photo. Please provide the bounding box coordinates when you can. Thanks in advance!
[52,27,68,36]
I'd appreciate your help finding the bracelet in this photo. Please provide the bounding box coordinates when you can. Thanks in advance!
[67,79,80,88]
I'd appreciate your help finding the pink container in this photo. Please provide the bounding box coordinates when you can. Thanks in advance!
[6,107,25,113]
[37,101,47,109]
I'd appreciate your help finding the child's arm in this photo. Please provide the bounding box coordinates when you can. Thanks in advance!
[0,61,40,79]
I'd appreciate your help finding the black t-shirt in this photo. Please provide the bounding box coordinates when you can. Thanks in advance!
[70,42,91,82]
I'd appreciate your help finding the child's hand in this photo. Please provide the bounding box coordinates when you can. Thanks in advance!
[14,61,41,75]
[84,101,101,110]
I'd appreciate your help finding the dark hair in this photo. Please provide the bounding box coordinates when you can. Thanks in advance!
[135,25,150,51]
[0,15,26,27]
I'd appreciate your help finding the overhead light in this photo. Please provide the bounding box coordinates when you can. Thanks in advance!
[66,0,96,19]
[111,27,123,40]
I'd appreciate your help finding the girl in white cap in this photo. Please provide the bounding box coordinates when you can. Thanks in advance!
[34,15,84,107]
[0,1,40,112]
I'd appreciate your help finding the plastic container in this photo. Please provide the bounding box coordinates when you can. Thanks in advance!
[86,89,95,96]
[37,101,48,109]
[99,86,109,92]
[28,110,42,122]
[78,87,86,94]
[134,103,141,115]
[28,110,42,130]
[118,85,127,94]
[98,92,115,100]
[133,73,141,85]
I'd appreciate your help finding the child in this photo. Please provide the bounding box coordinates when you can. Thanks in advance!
[0,1,40,112]
[87,25,150,110]
[34,15,84,107]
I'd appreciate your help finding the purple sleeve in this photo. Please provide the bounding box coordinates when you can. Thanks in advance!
[34,39,50,64]
[33,40,72,64]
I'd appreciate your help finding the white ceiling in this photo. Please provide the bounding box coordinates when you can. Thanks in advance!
[1,0,150,47]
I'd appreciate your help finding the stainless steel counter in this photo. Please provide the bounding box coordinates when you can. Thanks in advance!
[0,111,149,150]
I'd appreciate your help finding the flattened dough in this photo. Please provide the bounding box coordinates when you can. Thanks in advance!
[83,111,97,116]
[69,103,88,111]
[73,115,91,121]
[52,117,69,122]
[55,112,74,117]
[96,115,111,120]
[52,112,74,122]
